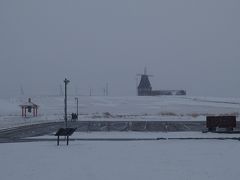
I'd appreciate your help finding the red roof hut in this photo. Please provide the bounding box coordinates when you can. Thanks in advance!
[20,98,39,117]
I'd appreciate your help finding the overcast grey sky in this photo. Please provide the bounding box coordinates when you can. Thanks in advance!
[0,0,240,98]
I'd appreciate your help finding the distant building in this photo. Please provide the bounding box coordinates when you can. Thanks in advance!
[137,68,186,96]
[137,73,152,96]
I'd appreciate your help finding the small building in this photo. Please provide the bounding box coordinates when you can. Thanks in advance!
[137,74,152,96]
[137,68,186,96]
[20,98,39,117]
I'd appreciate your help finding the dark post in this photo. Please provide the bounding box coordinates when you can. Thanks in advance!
[64,78,70,128]
[75,97,79,120]
[57,136,60,146]
[67,136,69,145]
[106,83,108,96]
[55,128,76,146]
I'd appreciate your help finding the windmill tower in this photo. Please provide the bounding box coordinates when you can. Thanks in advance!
[137,67,153,96]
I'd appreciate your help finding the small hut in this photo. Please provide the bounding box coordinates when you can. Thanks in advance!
[20,98,39,117]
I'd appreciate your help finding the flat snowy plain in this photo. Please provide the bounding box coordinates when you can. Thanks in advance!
[0,139,240,180]
[1,95,240,180]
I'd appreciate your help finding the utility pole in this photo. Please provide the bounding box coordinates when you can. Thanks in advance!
[64,78,70,128]
[136,77,138,96]
[90,88,92,96]
[59,85,64,96]
[106,83,109,96]
[20,85,24,96]
[75,97,78,120]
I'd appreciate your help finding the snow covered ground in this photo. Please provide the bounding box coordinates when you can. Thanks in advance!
[1,96,240,179]
[27,131,240,140]
[0,95,240,129]
[0,139,239,180]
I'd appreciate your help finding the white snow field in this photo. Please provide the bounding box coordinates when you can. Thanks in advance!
[29,131,240,139]
[0,95,240,129]
[0,139,240,180]
[1,96,240,180]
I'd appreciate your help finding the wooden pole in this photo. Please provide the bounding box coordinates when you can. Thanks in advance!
[64,78,70,128]
[57,136,60,146]
[67,136,69,146]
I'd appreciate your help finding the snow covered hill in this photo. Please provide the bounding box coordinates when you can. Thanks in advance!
[0,95,240,129]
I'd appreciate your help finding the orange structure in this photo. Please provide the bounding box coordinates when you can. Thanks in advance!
[20,98,39,117]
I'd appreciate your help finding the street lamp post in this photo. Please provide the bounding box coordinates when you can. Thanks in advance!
[75,97,78,120]
[64,78,70,128]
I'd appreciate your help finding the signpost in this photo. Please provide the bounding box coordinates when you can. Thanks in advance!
[55,128,77,146]
[206,116,236,132]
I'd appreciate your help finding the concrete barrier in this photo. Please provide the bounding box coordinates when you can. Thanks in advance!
[68,121,209,132]
[108,122,129,131]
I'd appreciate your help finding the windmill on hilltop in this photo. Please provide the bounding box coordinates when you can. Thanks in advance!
[137,67,153,96]
[136,67,186,96]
